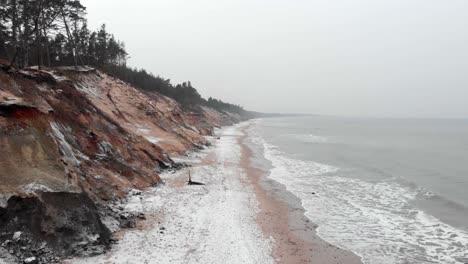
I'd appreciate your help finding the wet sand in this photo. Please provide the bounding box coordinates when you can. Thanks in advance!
[238,126,363,264]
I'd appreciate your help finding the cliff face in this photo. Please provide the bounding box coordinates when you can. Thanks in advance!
[0,64,245,262]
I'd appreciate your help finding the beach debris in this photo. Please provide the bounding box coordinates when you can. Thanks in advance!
[187,170,205,186]
[119,212,137,228]
[137,213,146,220]
[126,189,142,196]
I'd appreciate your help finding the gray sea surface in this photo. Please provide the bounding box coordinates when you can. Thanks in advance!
[246,116,468,264]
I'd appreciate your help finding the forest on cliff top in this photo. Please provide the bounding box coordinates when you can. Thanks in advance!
[0,0,245,114]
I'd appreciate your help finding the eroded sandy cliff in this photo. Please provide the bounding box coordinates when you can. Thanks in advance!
[0,62,245,263]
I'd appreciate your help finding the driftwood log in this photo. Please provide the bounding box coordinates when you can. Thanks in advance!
[187,170,205,186]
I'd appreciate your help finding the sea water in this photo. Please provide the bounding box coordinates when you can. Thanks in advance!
[246,116,468,264]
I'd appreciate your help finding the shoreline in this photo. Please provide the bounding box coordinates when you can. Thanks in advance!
[68,123,362,264]
[238,124,363,264]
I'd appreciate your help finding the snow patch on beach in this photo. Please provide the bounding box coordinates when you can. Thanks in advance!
[72,124,273,264]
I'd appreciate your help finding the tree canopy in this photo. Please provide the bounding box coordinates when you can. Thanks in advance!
[0,0,127,68]
[104,64,245,113]
[0,0,245,114]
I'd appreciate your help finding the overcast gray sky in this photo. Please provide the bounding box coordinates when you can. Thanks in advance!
[81,0,468,118]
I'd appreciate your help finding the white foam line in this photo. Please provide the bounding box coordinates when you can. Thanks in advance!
[247,125,468,264]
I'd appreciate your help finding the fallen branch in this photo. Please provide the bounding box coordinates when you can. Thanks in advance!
[187,170,205,186]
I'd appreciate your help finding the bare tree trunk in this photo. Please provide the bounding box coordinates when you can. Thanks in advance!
[77,47,85,67]
[11,0,17,44]
[35,0,44,69]
[71,11,85,67]
[62,11,78,69]
[9,47,18,68]
[43,28,51,67]
[23,45,29,68]
[0,29,11,61]
[10,0,18,67]
[35,20,42,69]
[21,26,30,68]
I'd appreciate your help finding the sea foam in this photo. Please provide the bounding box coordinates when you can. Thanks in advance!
[247,126,468,264]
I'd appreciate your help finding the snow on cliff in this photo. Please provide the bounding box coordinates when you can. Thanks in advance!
[0,64,246,262]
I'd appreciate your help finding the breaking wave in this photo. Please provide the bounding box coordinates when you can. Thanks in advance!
[249,129,468,264]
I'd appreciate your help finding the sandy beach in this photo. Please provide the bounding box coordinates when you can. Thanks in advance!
[71,123,362,264]
[238,125,362,264]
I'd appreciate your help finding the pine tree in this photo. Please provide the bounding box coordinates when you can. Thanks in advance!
[96,24,108,65]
